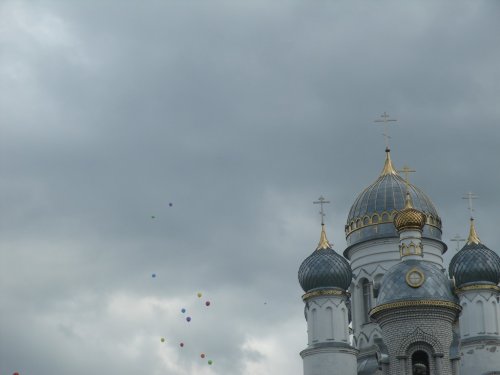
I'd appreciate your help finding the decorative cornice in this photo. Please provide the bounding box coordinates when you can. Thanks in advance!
[302,289,349,301]
[455,284,500,294]
[370,300,461,316]
[345,211,442,238]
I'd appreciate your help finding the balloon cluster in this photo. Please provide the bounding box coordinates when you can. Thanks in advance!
[159,292,214,366]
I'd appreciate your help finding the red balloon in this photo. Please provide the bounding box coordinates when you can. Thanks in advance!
[205,301,210,306]
[180,342,184,347]
[13,373,20,375]
[201,353,206,358]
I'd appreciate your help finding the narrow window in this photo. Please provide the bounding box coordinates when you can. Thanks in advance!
[362,279,371,323]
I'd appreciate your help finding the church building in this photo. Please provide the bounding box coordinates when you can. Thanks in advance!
[298,145,500,375]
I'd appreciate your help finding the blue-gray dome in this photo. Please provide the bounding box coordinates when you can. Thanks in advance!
[449,220,500,288]
[298,226,352,292]
[376,260,456,306]
[345,150,442,248]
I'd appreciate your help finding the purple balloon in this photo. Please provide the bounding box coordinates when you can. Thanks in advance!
[186,316,191,322]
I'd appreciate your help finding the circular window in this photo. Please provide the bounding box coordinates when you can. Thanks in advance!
[406,268,425,288]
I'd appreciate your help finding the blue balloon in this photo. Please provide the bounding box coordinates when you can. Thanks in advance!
[181,308,186,313]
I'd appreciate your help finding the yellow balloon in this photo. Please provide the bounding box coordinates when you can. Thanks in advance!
[197,292,202,298]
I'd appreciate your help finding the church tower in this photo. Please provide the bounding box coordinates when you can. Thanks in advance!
[449,218,500,375]
[343,148,447,371]
[298,201,358,375]
[370,192,461,375]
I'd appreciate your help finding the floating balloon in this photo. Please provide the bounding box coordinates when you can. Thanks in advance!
[13,373,20,375]
[151,216,155,219]
[152,273,156,278]
[180,342,184,347]
[205,301,210,307]
[186,316,191,322]
[200,353,205,358]
[197,292,202,298]
[208,360,213,365]
[181,308,186,313]
[169,203,173,207]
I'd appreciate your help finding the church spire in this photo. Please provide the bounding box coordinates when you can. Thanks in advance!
[466,218,481,245]
[316,224,332,250]
[380,148,397,176]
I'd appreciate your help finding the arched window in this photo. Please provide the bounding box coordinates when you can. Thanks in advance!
[341,307,348,341]
[325,306,334,340]
[411,351,430,375]
[462,302,469,336]
[311,308,318,342]
[477,300,485,334]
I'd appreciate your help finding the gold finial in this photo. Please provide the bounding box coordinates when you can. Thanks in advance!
[466,218,481,245]
[394,192,426,232]
[316,224,332,250]
[380,148,397,176]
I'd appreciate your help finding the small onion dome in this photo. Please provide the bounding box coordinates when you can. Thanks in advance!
[393,192,427,232]
[449,219,500,288]
[298,225,352,292]
[376,259,456,306]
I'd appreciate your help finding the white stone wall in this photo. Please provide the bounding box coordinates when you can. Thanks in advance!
[460,340,500,375]
[302,349,358,375]
[302,294,357,375]
[458,289,500,375]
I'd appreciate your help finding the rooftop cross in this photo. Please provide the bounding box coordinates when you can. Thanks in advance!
[462,192,478,219]
[398,165,416,191]
[313,196,330,225]
[450,234,466,252]
[374,111,397,150]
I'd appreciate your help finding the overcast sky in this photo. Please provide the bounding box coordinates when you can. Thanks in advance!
[1,1,499,374]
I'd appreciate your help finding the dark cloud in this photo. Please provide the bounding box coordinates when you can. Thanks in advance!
[1,1,499,374]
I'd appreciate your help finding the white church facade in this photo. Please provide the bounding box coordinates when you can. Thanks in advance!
[298,147,500,375]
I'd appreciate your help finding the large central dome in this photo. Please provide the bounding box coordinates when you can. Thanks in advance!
[344,149,442,248]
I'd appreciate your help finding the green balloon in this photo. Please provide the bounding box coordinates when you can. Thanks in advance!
[208,360,213,365]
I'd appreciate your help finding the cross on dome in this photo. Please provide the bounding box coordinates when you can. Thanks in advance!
[374,111,397,150]
[462,192,478,219]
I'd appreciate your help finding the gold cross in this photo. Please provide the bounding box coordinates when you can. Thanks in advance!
[450,234,466,252]
[462,192,478,219]
[313,196,330,225]
[374,112,397,150]
[398,165,416,190]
